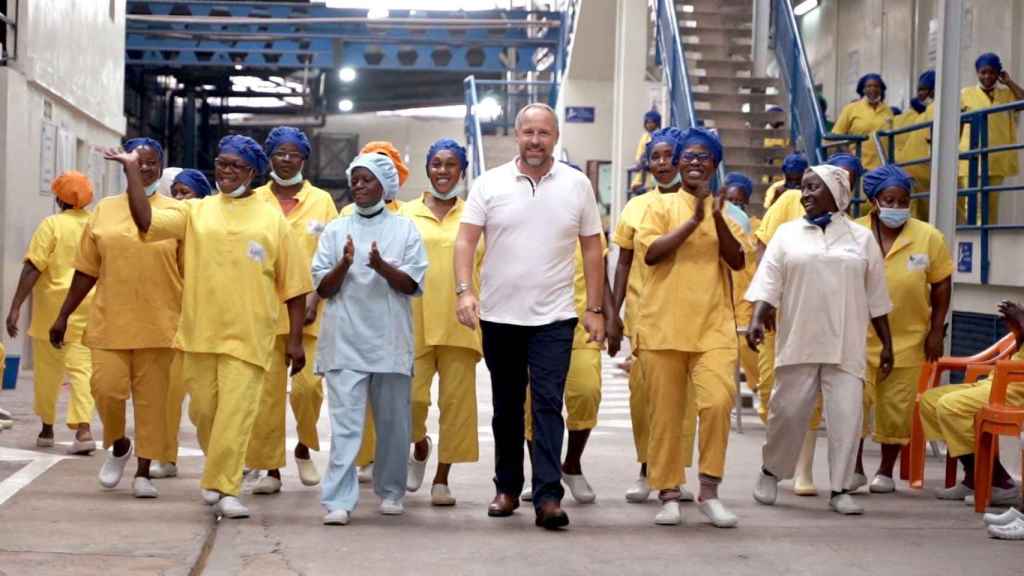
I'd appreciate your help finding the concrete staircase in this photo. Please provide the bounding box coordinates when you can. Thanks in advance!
[677,0,788,207]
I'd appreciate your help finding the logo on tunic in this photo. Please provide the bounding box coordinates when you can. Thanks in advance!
[247,241,267,264]
[307,220,325,235]
[907,253,929,271]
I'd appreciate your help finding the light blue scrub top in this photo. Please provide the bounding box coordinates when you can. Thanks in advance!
[313,209,428,376]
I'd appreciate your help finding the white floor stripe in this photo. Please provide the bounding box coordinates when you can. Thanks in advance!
[0,447,67,507]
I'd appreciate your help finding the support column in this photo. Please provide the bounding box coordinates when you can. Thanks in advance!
[610,0,649,229]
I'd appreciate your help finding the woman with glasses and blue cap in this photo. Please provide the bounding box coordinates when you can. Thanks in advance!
[848,164,952,494]
[171,169,212,200]
[635,127,747,528]
[241,126,339,496]
[834,73,895,171]
[49,138,183,499]
[313,153,428,525]
[764,152,809,209]
[105,134,312,519]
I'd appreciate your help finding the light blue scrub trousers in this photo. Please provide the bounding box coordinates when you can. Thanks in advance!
[321,369,411,513]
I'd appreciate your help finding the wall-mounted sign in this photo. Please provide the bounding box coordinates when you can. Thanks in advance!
[565,106,595,123]
[957,241,973,273]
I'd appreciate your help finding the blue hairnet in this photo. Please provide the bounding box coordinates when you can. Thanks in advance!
[172,169,212,198]
[346,153,399,202]
[909,98,927,114]
[826,152,864,181]
[264,126,311,159]
[856,73,887,98]
[644,110,662,127]
[975,52,1003,73]
[124,137,164,162]
[767,105,785,113]
[863,164,913,200]
[218,134,269,175]
[918,69,936,91]
[722,172,753,200]
[782,152,809,175]
[645,127,683,164]
[426,138,468,173]
[678,126,723,165]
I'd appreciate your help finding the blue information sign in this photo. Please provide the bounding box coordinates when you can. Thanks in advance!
[957,241,973,273]
[565,106,595,123]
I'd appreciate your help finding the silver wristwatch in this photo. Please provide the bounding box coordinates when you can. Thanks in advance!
[455,281,472,296]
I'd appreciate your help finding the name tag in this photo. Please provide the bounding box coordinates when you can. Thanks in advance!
[907,253,929,271]
[307,220,325,235]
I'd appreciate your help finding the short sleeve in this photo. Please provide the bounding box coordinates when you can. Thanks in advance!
[461,177,487,227]
[865,235,893,318]
[74,214,102,278]
[145,202,190,242]
[578,181,603,237]
[275,220,314,302]
[399,223,429,296]
[311,224,339,288]
[833,103,853,134]
[755,199,784,245]
[745,231,785,307]
[25,217,57,272]
[634,199,669,253]
[612,198,641,249]
[926,227,954,284]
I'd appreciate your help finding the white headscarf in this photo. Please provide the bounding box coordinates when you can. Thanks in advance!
[808,164,852,212]
[346,153,400,202]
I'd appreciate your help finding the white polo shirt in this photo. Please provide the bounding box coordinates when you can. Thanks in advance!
[461,159,603,326]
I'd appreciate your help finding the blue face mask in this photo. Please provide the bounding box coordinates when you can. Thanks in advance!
[144,181,160,197]
[878,207,910,229]
[805,211,833,230]
[355,197,386,216]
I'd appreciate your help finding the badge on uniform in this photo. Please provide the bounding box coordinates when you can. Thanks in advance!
[907,253,929,271]
[307,220,325,235]
[248,240,267,264]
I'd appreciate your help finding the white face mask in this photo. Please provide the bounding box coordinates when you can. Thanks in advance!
[270,169,303,187]
[217,181,249,198]
[355,197,386,216]
[658,172,682,190]
[144,181,160,197]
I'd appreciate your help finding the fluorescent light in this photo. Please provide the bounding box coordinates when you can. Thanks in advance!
[367,7,389,19]
[338,99,354,112]
[793,0,819,16]
[234,64,243,71]
[474,96,502,121]
[338,67,357,83]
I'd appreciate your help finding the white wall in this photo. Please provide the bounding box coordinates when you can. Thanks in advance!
[559,79,614,165]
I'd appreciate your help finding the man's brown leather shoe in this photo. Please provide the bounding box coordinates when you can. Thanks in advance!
[487,493,519,517]
[534,500,570,530]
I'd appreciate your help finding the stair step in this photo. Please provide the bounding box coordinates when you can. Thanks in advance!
[690,75,780,91]
[679,9,755,23]
[686,57,753,71]
[692,92,785,105]
[679,23,753,35]
[701,109,785,129]
[715,127,790,146]
[679,0,752,11]
[725,146,788,164]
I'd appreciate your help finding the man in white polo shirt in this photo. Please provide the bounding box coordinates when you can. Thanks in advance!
[454,103,606,530]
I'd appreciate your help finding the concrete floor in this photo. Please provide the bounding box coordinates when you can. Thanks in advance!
[0,355,1020,576]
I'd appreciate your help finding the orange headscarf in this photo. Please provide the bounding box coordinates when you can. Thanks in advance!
[52,171,94,209]
[360,141,409,186]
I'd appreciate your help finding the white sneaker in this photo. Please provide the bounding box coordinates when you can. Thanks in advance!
[829,493,864,515]
[847,472,868,493]
[357,463,374,484]
[984,507,1024,526]
[431,484,456,507]
[406,436,432,493]
[654,501,682,526]
[935,483,973,501]
[296,456,320,487]
[966,485,1020,508]
[753,471,778,506]
[36,435,55,448]
[679,486,695,502]
[215,496,250,519]
[243,468,262,484]
[68,437,96,456]
[253,475,282,495]
[99,444,133,489]
[150,462,178,479]
[132,477,159,499]
[988,517,1024,540]
[379,498,405,515]
[520,484,533,502]
[699,498,738,528]
[0,416,12,430]
[624,476,651,503]
[202,489,222,505]
[562,473,596,504]
[869,474,896,494]
[323,509,351,526]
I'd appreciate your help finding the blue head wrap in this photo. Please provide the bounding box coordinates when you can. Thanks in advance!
[264,126,311,159]
[863,164,913,200]
[124,137,164,162]
[975,52,1003,73]
[346,153,399,201]
[645,127,684,164]
[856,73,887,99]
[643,110,662,128]
[918,69,936,91]
[782,152,809,175]
[722,172,753,200]
[678,127,723,165]
[172,169,212,198]
[218,134,269,175]
[826,152,865,182]
[767,105,784,113]
[426,138,468,173]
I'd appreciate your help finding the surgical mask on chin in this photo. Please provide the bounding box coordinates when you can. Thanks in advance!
[878,207,911,229]
[355,197,386,216]
[144,181,160,197]
[216,182,249,198]
[658,172,682,190]
[430,185,461,201]
[270,170,303,186]
[805,211,833,230]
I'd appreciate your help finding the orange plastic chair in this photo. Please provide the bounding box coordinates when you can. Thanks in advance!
[972,359,1024,512]
[907,333,1017,488]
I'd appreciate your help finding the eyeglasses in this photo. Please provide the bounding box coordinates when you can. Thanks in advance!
[214,158,251,172]
[680,152,713,163]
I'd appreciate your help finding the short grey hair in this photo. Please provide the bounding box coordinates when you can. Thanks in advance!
[514,102,559,131]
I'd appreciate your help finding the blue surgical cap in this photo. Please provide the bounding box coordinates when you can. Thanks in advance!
[347,153,399,202]
[910,98,927,114]
[863,164,913,200]
[426,138,468,173]
[265,126,311,159]
[918,69,936,91]
[782,152,809,175]
[645,127,684,164]
[827,152,865,182]
[124,137,164,162]
[767,105,785,113]
[856,73,887,98]
[723,172,754,200]
[644,110,662,127]
[172,169,212,198]
[678,126,723,165]
[218,134,269,175]
[976,52,1003,73]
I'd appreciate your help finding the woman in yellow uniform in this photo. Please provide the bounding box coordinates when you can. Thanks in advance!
[851,165,952,493]
[635,127,746,528]
[400,139,482,505]
[763,153,808,209]
[628,110,662,196]
[721,173,761,399]
[170,169,212,201]
[110,135,311,519]
[833,74,895,171]
[243,127,338,494]
[958,52,1024,225]
[6,171,95,453]
[896,70,936,219]
[49,140,182,499]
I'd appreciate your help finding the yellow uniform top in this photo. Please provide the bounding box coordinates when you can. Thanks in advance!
[833,97,895,170]
[899,102,934,183]
[731,216,761,326]
[754,188,805,246]
[571,235,609,350]
[763,180,797,209]
[400,194,483,356]
[74,194,182,350]
[254,181,338,337]
[959,85,1019,179]
[611,189,671,339]
[340,199,403,217]
[854,216,954,367]
[631,131,653,188]
[634,192,745,352]
[763,137,789,150]
[145,193,312,369]
[24,210,93,342]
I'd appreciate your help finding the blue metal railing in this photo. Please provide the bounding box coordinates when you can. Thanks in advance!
[770,0,826,163]
[464,76,486,180]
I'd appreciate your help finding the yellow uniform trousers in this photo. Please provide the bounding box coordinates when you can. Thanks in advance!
[186,352,266,496]
[91,347,174,460]
[412,345,480,464]
[164,351,186,463]
[355,407,376,467]
[864,365,920,445]
[245,335,323,470]
[641,348,735,491]
[32,338,93,428]
[526,347,602,441]
[920,379,1024,458]
[756,331,823,428]
[629,350,696,465]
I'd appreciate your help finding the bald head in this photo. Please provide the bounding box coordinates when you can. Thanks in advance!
[514,103,559,134]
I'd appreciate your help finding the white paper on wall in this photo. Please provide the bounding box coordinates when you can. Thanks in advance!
[39,120,57,195]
